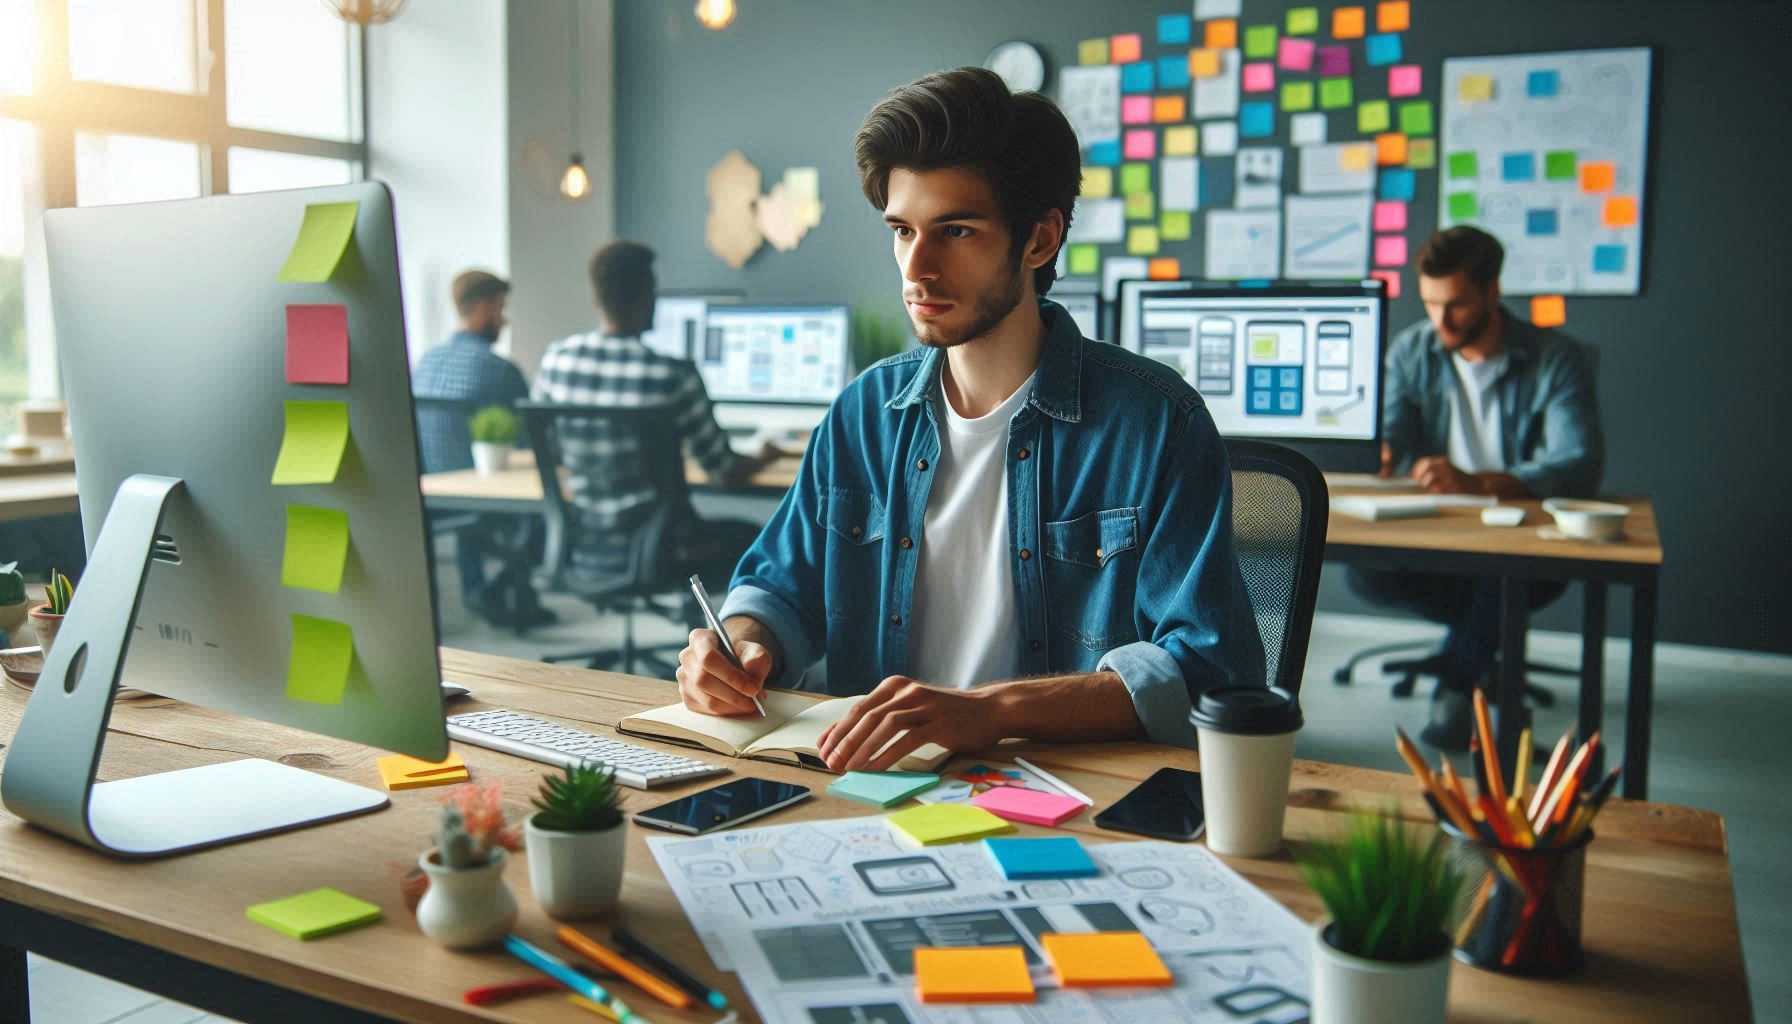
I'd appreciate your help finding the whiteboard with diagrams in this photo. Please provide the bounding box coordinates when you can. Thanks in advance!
[1440,48,1652,295]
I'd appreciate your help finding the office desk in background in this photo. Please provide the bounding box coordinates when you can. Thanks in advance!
[0,650,1749,1023]
[420,449,804,513]
[0,472,79,524]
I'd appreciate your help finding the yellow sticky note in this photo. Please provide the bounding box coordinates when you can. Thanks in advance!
[1042,932,1173,988]
[783,166,820,203]
[1078,38,1109,65]
[276,201,359,283]
[887,803,1013,845]
[915,947,1035,1004]
[377,752,469,791]
[285,613,354,705]
[282,504,350,593]
[1127,225,1160,256]
[272,400,350,486]
[1163,125,1198,156]
[1190,48,1222,79]
[1081,166,1113,199]
[1459,74,1495,103]
[1124,191,1154,220]
[1339,143,1374,172]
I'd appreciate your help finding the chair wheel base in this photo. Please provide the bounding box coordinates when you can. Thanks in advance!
[1391,675,1418,698]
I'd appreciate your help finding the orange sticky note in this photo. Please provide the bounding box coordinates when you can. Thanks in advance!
[1602,196,1638,227]
[1579,161,1615,193]
[1204,19,1237,50]
[1110,33,1142,64]
[1152,95,1186,122]
[1333,7,1366,38]
[1377,1,1411,32]
[1531,295,1567,328]
[1190,48,1223,79]
[1376,132,1409,166]
[1148,257,1182,280]
[1042,932,1173,988]
[915,947,1035,1004]
[377,752,468,790]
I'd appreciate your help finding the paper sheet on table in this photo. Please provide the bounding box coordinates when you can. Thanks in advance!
[281,504,350,593]
[271,400,350,485]
[276,202,359,283]
[285,613,353,704]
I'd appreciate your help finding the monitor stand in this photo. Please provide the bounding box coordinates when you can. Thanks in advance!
[0,475,388,858]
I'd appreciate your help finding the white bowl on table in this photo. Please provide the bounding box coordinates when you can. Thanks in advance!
[1541,498,1630,542]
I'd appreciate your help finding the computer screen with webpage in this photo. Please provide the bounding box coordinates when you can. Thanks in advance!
[1050,289,1102,342]
[639,291,743,361]
[1115,278,1196,352]
[698,304,851,405]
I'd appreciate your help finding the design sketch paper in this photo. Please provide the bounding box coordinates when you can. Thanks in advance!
[1284,193,1374,279]
[1205,209,1282,280]
[1059,65,1124,149]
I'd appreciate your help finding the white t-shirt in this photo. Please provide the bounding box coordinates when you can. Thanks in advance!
[906,371,1036,690]
[1447,351,1507,473]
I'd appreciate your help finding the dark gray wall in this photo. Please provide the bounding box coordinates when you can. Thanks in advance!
[614,0,1792,654]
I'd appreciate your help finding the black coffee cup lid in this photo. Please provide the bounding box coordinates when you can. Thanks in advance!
[1190,686,1303,735]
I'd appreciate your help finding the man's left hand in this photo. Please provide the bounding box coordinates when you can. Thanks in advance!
[1410,456,1480,495]
[817,676,1004,773]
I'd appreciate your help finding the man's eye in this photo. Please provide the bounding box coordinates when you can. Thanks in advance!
[945,225,971,238]
[892,225,913,239]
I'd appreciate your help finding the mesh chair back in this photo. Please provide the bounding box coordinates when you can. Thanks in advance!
[1225,439,1329,695]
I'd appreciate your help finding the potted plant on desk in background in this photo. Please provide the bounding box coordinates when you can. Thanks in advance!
[467,405,518,476]
[1298,812,1465,1024]
[525,763,627,920]
[416,781,522,950]
[0,562,29,647]
[27,568,74,659]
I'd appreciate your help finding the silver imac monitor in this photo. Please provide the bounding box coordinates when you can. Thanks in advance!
[697,304,852,405]
[639,288,745,361]
[3,182,447,857]
[1136,281,1388,471]
[1115,277,1196,352]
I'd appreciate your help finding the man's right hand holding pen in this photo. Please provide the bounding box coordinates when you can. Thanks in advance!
[675,618,778,717]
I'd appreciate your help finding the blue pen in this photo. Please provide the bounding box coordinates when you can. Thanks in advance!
[503,934,648,1024]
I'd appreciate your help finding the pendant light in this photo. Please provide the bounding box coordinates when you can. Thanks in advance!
[559,1,590,201]
[694,0,736,30]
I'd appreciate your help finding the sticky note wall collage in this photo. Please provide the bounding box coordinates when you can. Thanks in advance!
[273,201,361,707]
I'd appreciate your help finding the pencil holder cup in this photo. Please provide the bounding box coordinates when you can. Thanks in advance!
[1443,823,1592,977]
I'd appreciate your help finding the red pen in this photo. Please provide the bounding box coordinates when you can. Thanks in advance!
[464,977,565,1006]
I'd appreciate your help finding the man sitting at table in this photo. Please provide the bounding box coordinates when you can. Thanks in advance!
[1350,226,1604,750]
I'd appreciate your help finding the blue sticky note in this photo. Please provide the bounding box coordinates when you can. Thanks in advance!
[828,771,940,808]
[1526,209,1559,236]
[1502,152,1536,182]
[984,837,1098,880]
[1158,13,1193,45]
[1121,62,1155,93]
[1528,69,1560,98]
[1240,101,1275,138]
[1365,33,1403,67]
[1157,55,1192,90]
[1087,140,1121,166]
[1378,168,1417,202]
[1593,245,1627,274]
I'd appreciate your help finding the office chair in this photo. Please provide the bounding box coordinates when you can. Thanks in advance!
[1225,439,1329,697]
[516,400,692,676]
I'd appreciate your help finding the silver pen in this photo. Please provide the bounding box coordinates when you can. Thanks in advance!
[689,574,766,716]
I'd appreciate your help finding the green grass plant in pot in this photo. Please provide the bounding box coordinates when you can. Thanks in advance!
[524,763,627,920]
[467,405,518,475]
[28,568,74,660]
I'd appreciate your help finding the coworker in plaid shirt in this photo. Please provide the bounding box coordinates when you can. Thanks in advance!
[530,241,785,623]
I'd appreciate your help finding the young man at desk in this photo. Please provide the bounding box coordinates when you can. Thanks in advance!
[676,68,1266,771]
[1350,226,1605,749]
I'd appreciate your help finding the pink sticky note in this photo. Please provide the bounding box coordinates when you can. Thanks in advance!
[1242,62,1275,92]
[1389,64,1422,98]
[1278,36,1315,71]
[1371,269,1402,299]
[1374,235,1408,268]
[1373,200,1407,232]
[971,787,1088,827]
[1121,95,1152,125]
[285,305,349,385]
[1317,45,1351,76]
[1124,129,1156,160]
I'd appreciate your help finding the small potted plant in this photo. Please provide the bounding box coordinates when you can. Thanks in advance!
[525,763,628,920]
[0,561,29,644]
[1298,812,1465,1024]
[28,568,74,659]
[467,405,518,475]
[415,781,522,949]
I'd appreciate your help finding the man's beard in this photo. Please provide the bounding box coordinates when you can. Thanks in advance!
[912,263,1027,349]
[1440,306,1493,351]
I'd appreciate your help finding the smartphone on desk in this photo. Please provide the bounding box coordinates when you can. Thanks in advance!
[634,777,811,836]
[1094,767,1205,841]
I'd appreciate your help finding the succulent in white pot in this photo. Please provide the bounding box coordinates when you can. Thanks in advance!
[416,781,521,949]
[524,762,628,920]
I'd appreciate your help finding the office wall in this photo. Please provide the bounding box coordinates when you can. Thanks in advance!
[611,0,1792,653]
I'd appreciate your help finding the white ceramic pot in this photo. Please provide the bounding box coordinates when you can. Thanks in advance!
[1310,921,1451,1024]
[415,847,518,950]
[470,442,510,475]
[1541,498,1629,541]
[525,816,627,920]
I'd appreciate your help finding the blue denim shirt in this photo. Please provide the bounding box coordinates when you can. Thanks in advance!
[1384,312,1603,498]
[720,300,1266,748]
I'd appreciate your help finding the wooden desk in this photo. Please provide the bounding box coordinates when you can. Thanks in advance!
[1323,483,1664,799]
[0,650,1749,1023]
[421,451,803,514]
[0,472,79,524]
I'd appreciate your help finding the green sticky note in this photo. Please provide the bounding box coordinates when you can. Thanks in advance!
[1124,191,1154,220]
[272,400,350,485]
[247,887,381,940]
[887,803,1014,846]
[1446,151,1480,179]
[1077,38,1109,65]
[1160,209,1192,240]
[1407,138,1437,169]
[1281,81,1315,111]
[1398,100,1434,137]
[286,614,354,704]
[1357,100,1391,134]
[1447,191,1480,221]
[1119,162,1151,194]
[1319,77,1353,109]
[276,201,359,283]
[828,771,940,808]
[282,504,349,593]
[1067,244,1100,277]
[1544,150,1578,180]
[1243,24,1278,58]
[1287,7,1320,34]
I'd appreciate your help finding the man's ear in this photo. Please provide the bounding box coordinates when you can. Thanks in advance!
[1024,209,1067,271]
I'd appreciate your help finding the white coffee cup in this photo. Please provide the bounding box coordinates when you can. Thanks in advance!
[1193,687,1303,857]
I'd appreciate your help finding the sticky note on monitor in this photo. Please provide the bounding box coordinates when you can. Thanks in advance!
[1042,932,1173,988]
[286,613,354,704]
[828,771,939,808]
[378,752,469,791]
[888,803,1014,846]
[971,786,1087,827]
[914,947,1035,1004]
[247,887,381,940]
[276,201,360,283]
[282,504,350,593]
[285,305,349,385]
[272,400,350,485]
[984,837,1098,880]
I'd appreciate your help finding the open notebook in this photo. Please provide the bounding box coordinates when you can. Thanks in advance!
[618,691,952,774]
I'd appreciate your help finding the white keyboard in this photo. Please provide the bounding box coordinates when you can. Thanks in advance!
[446,709,729,789]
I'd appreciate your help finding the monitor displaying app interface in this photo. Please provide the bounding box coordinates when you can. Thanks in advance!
[699,305,851,405]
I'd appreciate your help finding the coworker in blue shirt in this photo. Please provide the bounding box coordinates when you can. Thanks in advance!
[676,67,1266,772]
[1352,226,1603,750]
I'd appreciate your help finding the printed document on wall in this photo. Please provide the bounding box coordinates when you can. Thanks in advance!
[1205,209,1281,280]
[1284,194,1373,279]
[1059,65,1123,148]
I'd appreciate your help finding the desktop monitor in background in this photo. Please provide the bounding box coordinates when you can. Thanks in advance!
[639,289,744,361]
[3,182,446,857]
[1115,278,1197,353]
[698,304,852,405]
[1136,282,1387,472]
[1050,284,1103,342]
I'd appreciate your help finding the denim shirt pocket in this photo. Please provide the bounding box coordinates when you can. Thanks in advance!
[1043,507,1142,651]
[818,486,885,620]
